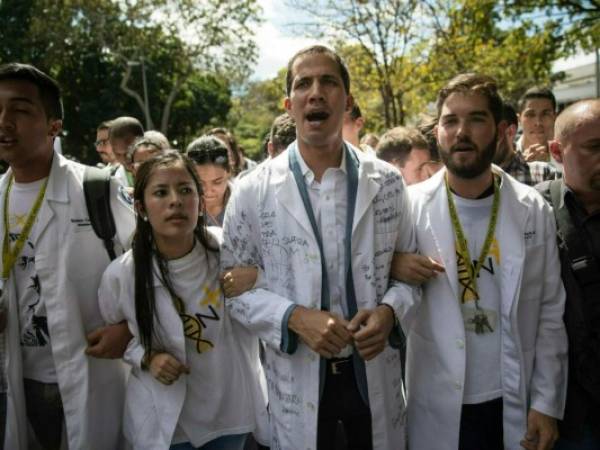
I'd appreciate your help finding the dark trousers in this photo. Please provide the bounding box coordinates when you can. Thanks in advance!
[317,357,372,450]
[459,397,503,450]
[24,378,64,450]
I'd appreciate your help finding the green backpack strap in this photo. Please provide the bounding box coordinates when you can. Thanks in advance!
[83,166,117,260]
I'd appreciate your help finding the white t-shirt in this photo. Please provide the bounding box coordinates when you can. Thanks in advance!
[453,193,502,404]
[9,178,57,383]
[163,243,255,446]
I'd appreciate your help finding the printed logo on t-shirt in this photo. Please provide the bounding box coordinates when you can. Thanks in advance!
[7,226,50,349]
[180,284,222,354]
[457,237,501,303]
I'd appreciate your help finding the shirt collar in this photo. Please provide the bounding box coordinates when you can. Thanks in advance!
[296,145,347,185]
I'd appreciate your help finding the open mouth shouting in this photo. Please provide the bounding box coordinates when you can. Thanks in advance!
[305,110,330,127]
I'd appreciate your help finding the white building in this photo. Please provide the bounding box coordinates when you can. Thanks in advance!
[552,51,599,106]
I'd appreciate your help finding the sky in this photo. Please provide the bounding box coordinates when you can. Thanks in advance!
[251,0,319,81]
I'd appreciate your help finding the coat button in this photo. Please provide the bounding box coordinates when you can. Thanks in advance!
[306,402,316,411]
[455,381,462,390]
[456,339,465,349]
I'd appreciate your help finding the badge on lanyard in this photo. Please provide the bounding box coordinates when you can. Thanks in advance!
[462,304,496,334]
[446,173,501,335]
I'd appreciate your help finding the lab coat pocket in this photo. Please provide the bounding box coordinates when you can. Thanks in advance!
[123,374,159,447]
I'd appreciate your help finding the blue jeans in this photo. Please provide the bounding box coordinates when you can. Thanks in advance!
[554,425,600,450]
[170,433,248,450]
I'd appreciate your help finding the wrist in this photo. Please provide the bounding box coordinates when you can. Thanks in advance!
[378,303,398,327]
[288,306,306,334]
[141,351,157,371]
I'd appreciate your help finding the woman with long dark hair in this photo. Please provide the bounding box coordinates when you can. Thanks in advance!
[98,151,267,450]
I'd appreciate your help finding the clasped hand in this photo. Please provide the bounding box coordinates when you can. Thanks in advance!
[288,305,395,361]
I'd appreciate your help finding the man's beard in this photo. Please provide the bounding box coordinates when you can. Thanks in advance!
[440,133,497,179]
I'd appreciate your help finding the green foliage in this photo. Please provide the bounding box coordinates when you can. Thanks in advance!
[0,0,258,164]
[229,69,287,159]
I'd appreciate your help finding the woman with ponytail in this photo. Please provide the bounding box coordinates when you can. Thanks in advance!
[98,151,268,450]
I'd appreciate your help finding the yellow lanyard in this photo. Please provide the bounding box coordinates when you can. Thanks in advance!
[2,176,49,279]
[445,173,500,304]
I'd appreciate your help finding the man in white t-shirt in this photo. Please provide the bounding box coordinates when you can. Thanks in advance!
[0,63,135,449]
[404,73,568,450]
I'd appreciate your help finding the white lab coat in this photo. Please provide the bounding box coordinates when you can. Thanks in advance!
[220,144,419,450]
[98,231,269,450]
[1,152,135,449]
[405,167,568,449]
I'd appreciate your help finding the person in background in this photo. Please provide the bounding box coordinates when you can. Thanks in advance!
[538,99,600,450]
[95,121,117,169]
[130,131,170,177]
[342,103,376,156]
[267,114,296,159]
[376,126,442,185]
[360,133,379,150]
[517,87,559,168]
[98,151,268,450]
[494,103,559,186]
[186,136,232,228]
[109,116,144,188]
[208,127,253,176]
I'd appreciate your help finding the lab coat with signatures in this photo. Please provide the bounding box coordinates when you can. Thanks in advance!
[221,144,419,450]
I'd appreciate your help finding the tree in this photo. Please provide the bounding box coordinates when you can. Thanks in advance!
[0,0,247,163]
[286,0,425,127]
[229,69,287,159]
[416,0,565,108]
[502,0,600,51]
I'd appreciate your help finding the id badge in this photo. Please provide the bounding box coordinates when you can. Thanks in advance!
[462,304,497,334]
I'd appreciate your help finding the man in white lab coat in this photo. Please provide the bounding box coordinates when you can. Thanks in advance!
[221,45,417,450]
[0,63,135,449]
[404,73,568,450]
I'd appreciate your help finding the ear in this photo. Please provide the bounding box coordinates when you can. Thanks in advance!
[496,119,508,137]
[549,140,563,163]
[284,97,292,113]
[48,119,63,138]
[134,199,145,218]
[355,116,365,131]
[506,124,518,142]
[267,141,275,158]
[345,94,354,113]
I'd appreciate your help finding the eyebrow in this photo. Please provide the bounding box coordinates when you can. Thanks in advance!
[8,97,35,105]
[150,181,194,188]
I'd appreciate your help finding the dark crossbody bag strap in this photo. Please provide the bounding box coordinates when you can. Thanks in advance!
[84,166,117,261]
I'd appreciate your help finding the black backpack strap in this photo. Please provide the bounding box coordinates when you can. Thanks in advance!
[84,166,117,260]
[549,180,600,289]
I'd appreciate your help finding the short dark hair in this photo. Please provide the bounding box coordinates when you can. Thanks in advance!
[0,63,63,120]
[348,104,362,121]
[285,45,350,96]
[109,116,144,140]
[436,73,503,125]
[376,126,429,167]
[517,86,556,113]
[186,135,230,172]
[270,114,296,154]
[502,103,518,127]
